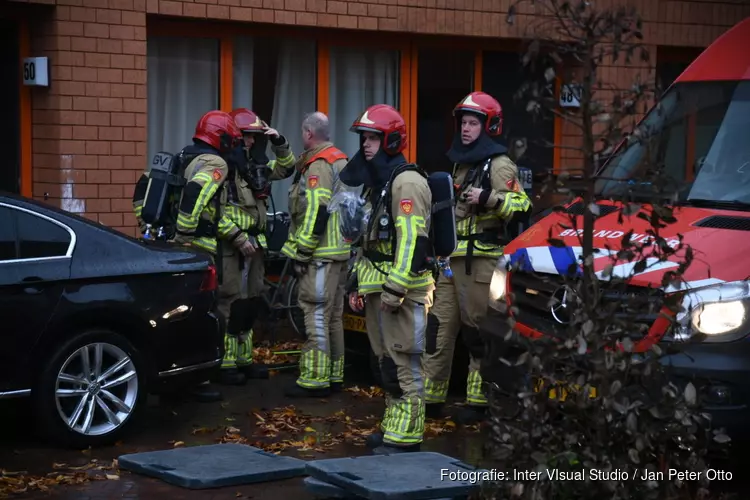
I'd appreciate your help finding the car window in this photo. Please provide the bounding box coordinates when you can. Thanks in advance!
[16,210,72,259]
[0,206,17,261]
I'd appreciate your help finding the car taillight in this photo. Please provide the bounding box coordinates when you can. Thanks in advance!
[200,264,218,291]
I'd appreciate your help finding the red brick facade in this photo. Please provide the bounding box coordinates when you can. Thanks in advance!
[7,0,750,237]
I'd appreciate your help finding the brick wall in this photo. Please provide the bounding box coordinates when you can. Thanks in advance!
[10,0,750,237]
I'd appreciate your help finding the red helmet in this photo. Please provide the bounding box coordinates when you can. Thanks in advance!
[350,104,408,155]
[453,91,503,137]
[193,110,242,152]
[230,108,265,134]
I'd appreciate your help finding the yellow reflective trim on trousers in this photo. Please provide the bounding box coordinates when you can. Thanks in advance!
[237,330,254,366]
[176,172,217,231]
[134,203,142,217]
[222,334,239,368]
[331,357,344,383]
[382,400,424,445]
[466,370,488,405]
[298,349,332,388]
[425,378,449,404]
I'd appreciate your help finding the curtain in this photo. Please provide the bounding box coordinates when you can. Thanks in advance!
[232,36,254,108]
[328,46,400,159]
[147,37,220,162]
[268,38,317,214]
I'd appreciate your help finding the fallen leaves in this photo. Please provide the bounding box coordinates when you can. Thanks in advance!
[0,459,122,497]
[252,341,302,365]
[344,385,385,398]
[218,406,380,453]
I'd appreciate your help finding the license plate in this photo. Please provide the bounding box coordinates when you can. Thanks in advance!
[534,378,597,401]
[343,313,367,333]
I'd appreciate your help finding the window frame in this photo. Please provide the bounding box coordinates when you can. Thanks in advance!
[147,17,563,170]
[0,202,77,265]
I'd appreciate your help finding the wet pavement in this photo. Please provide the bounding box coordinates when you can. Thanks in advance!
[0,354,486,500]
[2,334,750,499]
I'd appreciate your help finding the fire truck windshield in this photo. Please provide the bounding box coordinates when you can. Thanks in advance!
[594,80,750,208]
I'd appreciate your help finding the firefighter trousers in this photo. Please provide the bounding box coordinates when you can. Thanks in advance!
[366,293,430,447]
[296,260,348,388]
[424,256,495,407]
[218,248,264,370]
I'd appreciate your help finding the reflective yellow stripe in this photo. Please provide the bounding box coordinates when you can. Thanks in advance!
[331,357,344,383]
[466,370,487,405]
[425,378,449,404]
[298,349,332,388]
[272,151,295,169]
[222,334,239,368]
[176,172,217,231]
[297,187,332,250]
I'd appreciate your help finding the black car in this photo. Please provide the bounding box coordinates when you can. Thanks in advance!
[0,193,223,448]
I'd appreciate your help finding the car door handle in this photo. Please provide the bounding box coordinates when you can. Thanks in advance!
[21,277,44,295]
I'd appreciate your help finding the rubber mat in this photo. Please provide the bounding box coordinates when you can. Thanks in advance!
[305,452,485,500]
[303,477,461,500]
[118,443,307,489]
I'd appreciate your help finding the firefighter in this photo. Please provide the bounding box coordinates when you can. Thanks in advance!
[222,108,296,381]
[343,104,434,455]
[167,110,259,387]
[423,91,532,424]
[281,112,351,397]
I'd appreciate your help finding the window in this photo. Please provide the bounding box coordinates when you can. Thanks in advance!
[233,36,317,214]
[416,48,474,173]
[482,51,555,174]
[147,37,220,163]
[0,206,16,261]
[328,46,400,159]
[16,210,71,259]
[595,81,750,204]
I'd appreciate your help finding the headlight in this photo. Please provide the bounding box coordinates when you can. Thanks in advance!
[674,280,750,343]
[488,257,508,310]
[691,300,746,335]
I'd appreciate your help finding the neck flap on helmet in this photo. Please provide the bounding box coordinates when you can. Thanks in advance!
[446,112,508,165]
[340,146,407,196]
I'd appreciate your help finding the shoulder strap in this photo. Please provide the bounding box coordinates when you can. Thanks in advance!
[304,146,348,167]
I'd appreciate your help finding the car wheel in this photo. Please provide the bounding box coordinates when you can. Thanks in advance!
[286,277,307,339]
[33,329,145,449]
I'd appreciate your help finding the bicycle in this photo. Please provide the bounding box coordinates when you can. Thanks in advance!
[259,211,307,339]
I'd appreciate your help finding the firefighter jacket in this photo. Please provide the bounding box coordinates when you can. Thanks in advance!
[227,137,295,248]
[172,154,247,255]
[451,154,532,259]
[281,142,350,262]
[353,169,434,307]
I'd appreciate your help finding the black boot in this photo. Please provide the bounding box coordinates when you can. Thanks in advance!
[217,368,247,386]
[284,382,331,398]
[190,382,223,403]
[455,405,488,425]
[365,431,383,448]
[331,382,344,393]
[425,403,444,419]
[372,443,421,455]
[239,363,269,379]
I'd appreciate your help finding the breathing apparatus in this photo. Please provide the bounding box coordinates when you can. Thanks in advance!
[239,133,272,200]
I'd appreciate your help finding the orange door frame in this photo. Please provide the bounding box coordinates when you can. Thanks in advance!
[1,10,33,198]
[18,19,31,198]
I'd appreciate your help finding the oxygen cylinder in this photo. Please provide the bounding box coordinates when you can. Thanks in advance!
[427,171,457,258]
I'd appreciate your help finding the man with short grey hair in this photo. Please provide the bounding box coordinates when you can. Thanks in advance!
[282,111,352,398]
[301,111,331,143]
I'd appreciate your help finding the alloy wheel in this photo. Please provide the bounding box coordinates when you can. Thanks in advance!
[54,342,139,436]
